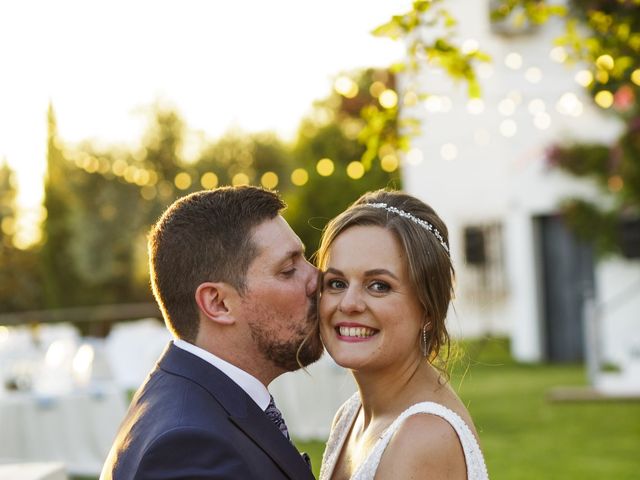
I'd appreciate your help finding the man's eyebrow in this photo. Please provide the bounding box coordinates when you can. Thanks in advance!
[324,267,399,280]
[277,248,305,264]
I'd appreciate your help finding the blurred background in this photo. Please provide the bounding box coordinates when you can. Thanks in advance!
[0,0,639,479]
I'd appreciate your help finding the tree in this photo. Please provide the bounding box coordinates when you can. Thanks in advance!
[0,162,44,311]
[40,103,83,307]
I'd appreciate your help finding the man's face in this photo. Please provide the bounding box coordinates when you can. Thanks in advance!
[240,215,323,372]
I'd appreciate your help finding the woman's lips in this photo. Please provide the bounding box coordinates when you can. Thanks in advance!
[335,323,379,342]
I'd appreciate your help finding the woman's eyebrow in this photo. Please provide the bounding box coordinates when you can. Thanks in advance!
[325,267,398,280]
[364,268,398,280]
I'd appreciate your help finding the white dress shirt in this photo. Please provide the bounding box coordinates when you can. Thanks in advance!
[173,339,271,410]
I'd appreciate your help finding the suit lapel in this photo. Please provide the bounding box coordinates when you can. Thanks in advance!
[230,403,315,480]
[157,343,315,480]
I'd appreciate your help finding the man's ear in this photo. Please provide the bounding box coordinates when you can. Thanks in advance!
[195,282,236,326]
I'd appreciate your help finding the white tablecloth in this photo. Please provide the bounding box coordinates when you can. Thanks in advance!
[0,462,67,480]
[0,388,127,476]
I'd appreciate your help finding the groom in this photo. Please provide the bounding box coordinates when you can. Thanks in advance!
[101,186,323,479]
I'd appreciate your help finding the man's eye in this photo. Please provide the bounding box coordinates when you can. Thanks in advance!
[369,281,390,293]
[282,268,296,277]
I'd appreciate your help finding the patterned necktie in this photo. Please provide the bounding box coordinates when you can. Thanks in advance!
[264,395,291,441]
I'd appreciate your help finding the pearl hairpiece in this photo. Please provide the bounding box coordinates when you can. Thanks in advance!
[367,202,450,255]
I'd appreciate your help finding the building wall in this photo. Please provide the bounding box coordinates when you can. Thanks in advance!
[400,0,638,365]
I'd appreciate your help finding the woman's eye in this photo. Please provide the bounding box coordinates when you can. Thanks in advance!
[326,279,346,289]
[369,281,390,293]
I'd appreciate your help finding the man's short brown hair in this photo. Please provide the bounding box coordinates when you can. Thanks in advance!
[148,186,285,341]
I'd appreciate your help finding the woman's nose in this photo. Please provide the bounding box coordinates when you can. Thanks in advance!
[338,286,365,314]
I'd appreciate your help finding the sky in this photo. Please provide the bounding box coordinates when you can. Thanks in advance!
[0,0,409,246]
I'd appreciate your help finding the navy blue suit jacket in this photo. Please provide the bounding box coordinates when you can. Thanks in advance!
[101,342,315,480]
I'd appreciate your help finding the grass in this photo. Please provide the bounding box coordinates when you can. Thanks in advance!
[295,337,640,479]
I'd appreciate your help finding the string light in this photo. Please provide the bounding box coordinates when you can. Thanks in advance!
[556,93,583,117]
[260,171,279,189]
[201,172,219,189]
[594,90,614,108]
[467,98,485,114]
[231,173,250,186]
[380,154,399,172]
[631,69,640,86]
[462,39,479,54]
[316,158,335,176]
[549,46,567,63]
[440,143,458,161]
[596,54,614,71]
[505,52,523,70]
[403,91,419,106]
[141,185,157,200]
[346,161,365,179]
[369,81,386,97]
[291,168,309,186]
[575,70,594,87]
[174,172,192,190]
[334,76,358,98]
[498,98,516,116]
[528,99,546,115]
[533,112,551,130]
[525,67,542,84]
[499,119,517,137]
[379,89,398,109]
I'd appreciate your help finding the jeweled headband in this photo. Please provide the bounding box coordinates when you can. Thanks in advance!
[367,202,450,255]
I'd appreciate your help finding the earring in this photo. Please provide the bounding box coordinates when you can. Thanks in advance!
[420,322,430,358]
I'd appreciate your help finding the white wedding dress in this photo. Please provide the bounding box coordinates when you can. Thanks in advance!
[319,393,489,480]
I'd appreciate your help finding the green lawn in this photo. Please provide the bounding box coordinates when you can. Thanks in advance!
[295,338,640,479]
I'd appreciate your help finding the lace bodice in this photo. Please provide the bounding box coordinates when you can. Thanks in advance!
[319,393,489,480]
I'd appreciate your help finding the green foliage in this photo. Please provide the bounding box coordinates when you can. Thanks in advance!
[547,0,640,254]
[560,198,620,255]
[490,0,567,26]
[373,0,490,93]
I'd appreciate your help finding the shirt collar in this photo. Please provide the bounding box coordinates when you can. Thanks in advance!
[173,338,271,410]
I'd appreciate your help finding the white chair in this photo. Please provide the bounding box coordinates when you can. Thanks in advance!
[105,318,172,391]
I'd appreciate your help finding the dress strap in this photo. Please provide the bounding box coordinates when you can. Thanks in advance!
[353,402,489,480]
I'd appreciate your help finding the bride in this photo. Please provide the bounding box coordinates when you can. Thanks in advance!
[317,190,488,480]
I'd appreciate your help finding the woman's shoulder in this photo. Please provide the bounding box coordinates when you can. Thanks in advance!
[377,405,468,478]
[376,400,488,479]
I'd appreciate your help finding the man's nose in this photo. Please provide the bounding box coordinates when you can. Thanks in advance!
[304,260,319,297]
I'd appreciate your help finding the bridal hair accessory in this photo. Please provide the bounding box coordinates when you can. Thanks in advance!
[421,322,430,357]
[367,203,450,254]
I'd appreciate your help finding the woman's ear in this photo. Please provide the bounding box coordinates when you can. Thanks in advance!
[195,282,236,325]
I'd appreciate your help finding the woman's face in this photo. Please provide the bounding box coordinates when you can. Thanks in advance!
[319,225,424,371]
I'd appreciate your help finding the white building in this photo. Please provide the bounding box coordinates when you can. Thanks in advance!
[400,0,640,393]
